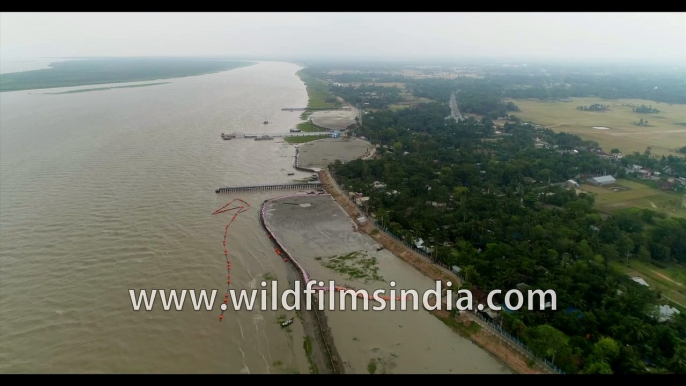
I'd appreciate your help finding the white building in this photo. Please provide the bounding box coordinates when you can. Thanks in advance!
[656,304,680,322]
[566,180,579,189]
[587,175,616,186]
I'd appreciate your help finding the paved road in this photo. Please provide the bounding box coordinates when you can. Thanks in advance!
[449,92,463,121]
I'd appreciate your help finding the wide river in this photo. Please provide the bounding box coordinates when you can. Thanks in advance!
[0,61,508,373]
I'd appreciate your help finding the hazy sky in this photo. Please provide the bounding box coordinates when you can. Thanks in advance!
[1,12,685,64]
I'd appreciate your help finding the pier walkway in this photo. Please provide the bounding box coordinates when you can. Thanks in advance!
[216,183,322,193]
[225,131,332,139]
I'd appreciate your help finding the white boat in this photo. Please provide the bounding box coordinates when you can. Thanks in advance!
[281,318,294,327]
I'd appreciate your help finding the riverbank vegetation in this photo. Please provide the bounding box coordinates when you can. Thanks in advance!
[0,58,254,92]
[295,120,325,133]
[296,69,341,109]
[328,100,686,374]
[315,251,384,283]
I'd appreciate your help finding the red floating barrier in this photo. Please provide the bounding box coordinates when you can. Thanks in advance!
[213,198,251,323]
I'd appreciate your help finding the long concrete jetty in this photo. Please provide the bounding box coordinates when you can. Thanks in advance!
[281,107,351,111]
[241,132,331,139]
[215,182,322,193]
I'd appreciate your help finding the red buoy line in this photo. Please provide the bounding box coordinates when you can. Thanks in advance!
[212,198,251,322]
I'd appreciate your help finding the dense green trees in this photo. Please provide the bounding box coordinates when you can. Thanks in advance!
[330,101,686,374]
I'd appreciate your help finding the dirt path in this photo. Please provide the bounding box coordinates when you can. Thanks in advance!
[652,270,683,287]
[319,169,549,374]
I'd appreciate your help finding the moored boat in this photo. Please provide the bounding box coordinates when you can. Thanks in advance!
[281,318,294,327]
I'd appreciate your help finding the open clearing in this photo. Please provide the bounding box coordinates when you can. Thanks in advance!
[296,138,373,170]
[611,260,686,311]
[508,97,686,157]
[310,108,359,131]
[578,179,686,218]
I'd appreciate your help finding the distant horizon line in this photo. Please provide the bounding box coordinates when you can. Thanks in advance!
[1,55,683,67]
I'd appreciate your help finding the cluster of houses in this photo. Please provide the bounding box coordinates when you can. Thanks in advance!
[625,164,686,191]
[445,270,559,324]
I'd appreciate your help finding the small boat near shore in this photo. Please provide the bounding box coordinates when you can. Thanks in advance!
[281,318,294,327]
[289,128,301,132]
[255,135,274,141]
[287,172,295,176]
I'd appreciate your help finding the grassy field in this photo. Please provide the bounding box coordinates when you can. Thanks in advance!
[611,260,686,311]
[296,121,325,133]
[296,70,340,109]
[578,179,686,218]
[388,94,434,111]
[508,97,686,157]
[285,135,328,144]
[0,59,254,92]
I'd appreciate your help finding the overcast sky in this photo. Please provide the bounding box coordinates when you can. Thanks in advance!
[1,12,685,64]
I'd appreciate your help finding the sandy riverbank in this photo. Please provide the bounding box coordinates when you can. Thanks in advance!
[309,107,358,131]
[262,194,512,374]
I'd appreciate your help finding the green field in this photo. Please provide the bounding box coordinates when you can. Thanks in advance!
[0,59,255,92]
[508,97,686,157]
[579,179,686,218]
[296,120,326,133]
[387,97,434,111]
[611,260,686,310]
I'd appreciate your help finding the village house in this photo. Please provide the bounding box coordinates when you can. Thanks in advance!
[637,169,652,179]
[566,179,579,189]
[355,196,370,206]
[656,304,681,323]
[413,238,432,254]
[659,181,674,190]
[372,181,387,189]
[534,138,551,149]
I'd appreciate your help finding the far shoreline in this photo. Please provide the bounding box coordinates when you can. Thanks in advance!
[0,58,257,93]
